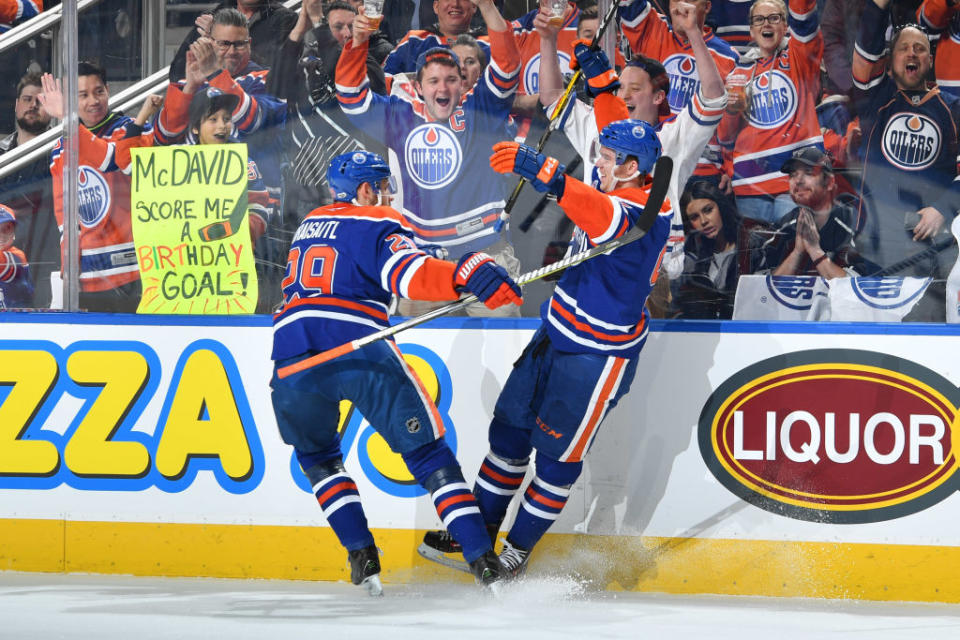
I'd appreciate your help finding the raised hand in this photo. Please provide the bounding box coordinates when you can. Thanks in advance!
[191,37,220,77]
[184,48,207,93]
[37,73,65,120]
[135,94,163,126]
[670,1,699,40]
[195,13,213,37]
[490,141,566,197]
[570,39,620,97]
[454,252,523,309]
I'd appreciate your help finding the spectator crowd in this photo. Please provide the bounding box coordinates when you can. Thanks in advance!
[1,0,958,322]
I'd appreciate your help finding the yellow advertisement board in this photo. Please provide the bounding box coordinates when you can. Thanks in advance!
[130,144,258,314]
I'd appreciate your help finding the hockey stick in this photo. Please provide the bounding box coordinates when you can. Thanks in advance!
[501,0,620,219]
[276,156,673,380]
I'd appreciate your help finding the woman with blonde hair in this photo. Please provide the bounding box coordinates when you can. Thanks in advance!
[718,0,825,226]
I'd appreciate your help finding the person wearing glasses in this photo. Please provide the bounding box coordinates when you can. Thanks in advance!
[168,0,297,82]
[717,0,824,227]
[156,8,285,146]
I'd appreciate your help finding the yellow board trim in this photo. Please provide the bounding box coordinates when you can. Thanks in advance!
[2,518,959,603]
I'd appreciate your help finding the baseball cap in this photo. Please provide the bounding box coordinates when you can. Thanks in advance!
[415,47,461,74]
[626,56,671,119]
[0,204,16,225]
[188,87,241,131]
[780,146,834,174]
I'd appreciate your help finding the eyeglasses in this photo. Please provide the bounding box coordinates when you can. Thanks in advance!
[214,39,251,50]
[750,13,785,26]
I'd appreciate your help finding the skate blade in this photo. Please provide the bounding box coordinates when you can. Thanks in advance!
[416,542,471,574]
[361,574,383,597]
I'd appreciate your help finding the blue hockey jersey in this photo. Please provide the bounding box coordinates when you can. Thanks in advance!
[544,177,672,357]
[336,27,520,257]
[271,202,460,361]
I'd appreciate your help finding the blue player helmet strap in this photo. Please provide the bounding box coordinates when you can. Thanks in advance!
[326,150,393,202]
[597,119,662,175]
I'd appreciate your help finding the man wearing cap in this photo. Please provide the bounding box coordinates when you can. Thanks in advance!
[537,2,726,281]
[0,204,34,309]
[336,0,522,316]
[764,147,873,278]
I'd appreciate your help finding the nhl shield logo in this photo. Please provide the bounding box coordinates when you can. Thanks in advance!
[404,123,463,190]
[881,113,941,171]
[77,166,111,228]
[663,53,700,113]
[745,71,798,130]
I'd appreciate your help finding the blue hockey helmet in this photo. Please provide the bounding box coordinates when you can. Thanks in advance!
[326,151,395,202]
[597,119,661,175]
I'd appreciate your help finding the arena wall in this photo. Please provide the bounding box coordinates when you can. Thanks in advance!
[1,313,959,603]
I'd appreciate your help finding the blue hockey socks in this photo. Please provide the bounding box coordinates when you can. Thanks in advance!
[403,440,492,563]
[473,450,529,530]
[506,453,582,551]
[298,450,375,551]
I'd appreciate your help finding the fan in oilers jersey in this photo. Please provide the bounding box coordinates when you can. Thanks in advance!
[0,0,41,33]
[718,0,824,226]
[269,151,522,595]
[0,205,33,309]
[618,0,738,184]
[335,0,522,302]
[853,0,960,321]
[420,120,672,579]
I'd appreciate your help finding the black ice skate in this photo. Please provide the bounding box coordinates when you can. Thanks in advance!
[468,549,504,591]
[498,538,530,580]
[417,525,500,574]
[347,545,383,596]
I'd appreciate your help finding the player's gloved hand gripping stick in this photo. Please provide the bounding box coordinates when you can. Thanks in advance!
[499,0,621,222]
[276,156,673,380]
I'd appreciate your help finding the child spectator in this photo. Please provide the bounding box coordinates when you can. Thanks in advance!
[0,204,34,309]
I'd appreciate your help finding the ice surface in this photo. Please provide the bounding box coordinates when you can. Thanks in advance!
[3,571,960,640]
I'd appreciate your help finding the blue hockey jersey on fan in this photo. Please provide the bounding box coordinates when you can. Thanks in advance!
[854,0,960,268]
[336,28,520,257]
[272,203,451,360]
[544,180,672,357]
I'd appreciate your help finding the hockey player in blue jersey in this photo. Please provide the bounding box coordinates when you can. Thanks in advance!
[420,120,673,578]
[270,151,522,594]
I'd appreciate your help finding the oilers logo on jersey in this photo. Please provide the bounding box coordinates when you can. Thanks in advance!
[404,123,463,190]
[880,113,942,171]
[850,277,931,310]
[765,274,819,310]
[522,51,572,95]
[662,54,700,114]
[745,71,799,130]
[77,166,112,228]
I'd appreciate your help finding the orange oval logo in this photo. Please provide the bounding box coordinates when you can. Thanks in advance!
[699,350,960,523]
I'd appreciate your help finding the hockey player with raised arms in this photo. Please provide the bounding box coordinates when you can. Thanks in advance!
[270,151,522,594]
[421,117,672,577]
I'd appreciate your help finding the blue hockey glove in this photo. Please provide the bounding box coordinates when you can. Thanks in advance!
[571,39,620,97]
[490,141,566,198]
[454,252,523,309]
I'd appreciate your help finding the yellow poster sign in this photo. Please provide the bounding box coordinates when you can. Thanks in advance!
[130,144,258,314]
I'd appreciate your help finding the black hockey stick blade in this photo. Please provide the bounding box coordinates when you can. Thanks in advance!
[277,156,673,379]
[416,542,472,574]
